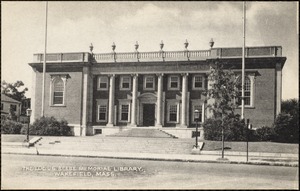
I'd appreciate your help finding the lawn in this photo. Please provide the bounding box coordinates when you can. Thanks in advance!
[202,140,298,153]
[1,134,35,142]
[1,134,298,154]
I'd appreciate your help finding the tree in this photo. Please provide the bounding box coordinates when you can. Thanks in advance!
[204,61,242,158]
[281,99,299,119]
[205,61,240,119]
[1,80,28,101]
[273,99,299,143]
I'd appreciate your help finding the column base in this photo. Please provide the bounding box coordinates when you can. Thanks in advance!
[130,124,137,127]
[155,124,163,128]
[106,123,114,127]
[178,124,188,128]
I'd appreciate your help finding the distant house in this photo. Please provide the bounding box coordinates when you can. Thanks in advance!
[1,94,21,121]
[20,98,31,123]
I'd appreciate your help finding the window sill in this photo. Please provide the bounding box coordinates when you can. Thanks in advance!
[97,88,108,91]
[236,106,255,109]
[50,105,66,107]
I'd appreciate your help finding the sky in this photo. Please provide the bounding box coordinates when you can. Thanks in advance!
[1,1,299,100]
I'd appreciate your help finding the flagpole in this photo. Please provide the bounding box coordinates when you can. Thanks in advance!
[241,1,246,120]
[41,1,48,117]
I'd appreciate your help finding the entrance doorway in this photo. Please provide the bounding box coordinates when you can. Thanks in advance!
[143,104,155,126]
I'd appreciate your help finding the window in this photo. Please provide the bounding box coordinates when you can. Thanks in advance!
[1,103,3,110]
[169,105,178,122]
[53,78,64,105]
[120,104,129,122]
[237,76,251,106]
[144,76,155,90]
[120,76,131,90]
[193,105,203,123]
[168,75,180,90]
[193,75,205,90]
[50,75,67,106]
[96,99,108,122]
[98,76,108,90]
[98,105,107,121]
[10,104,17,112]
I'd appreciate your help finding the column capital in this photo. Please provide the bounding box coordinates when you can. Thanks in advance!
[181,73,189,77]
[156,73,164,77]
[131,73,139,78]
[108,74,115,78]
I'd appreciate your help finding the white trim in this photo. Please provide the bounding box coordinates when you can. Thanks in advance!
[192,74,205,90]
[143,75,155,90]
[168,75,180,90]
[119,75,131,90]
[97,76,108,90]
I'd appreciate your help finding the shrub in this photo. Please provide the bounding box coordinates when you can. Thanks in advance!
[254,126,276,142]
[203,118,222,141]
[273,113,299,143]
[20,116,71,136]
[203,114,247,141]
[1,119,23,134]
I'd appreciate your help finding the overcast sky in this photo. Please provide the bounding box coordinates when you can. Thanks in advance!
[1,1,298,100]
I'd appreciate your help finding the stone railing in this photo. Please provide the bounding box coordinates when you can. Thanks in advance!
[33,52,89,63]
[32,46,282,63]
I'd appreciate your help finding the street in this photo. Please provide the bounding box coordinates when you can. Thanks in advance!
[1,154,298,189]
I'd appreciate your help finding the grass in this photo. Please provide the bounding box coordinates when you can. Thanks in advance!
[202,140,298,153]
[1,134,35,142]
[2,134,298,154]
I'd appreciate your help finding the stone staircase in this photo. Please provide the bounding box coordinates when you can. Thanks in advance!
[108,128,177,138]
[36,136,195,155]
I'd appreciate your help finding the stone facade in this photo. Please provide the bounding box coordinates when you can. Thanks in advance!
[29,46,286,137]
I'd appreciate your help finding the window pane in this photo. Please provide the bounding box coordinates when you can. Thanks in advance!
[195,82,202,88]
[122,83,130,88]
[121,113,128,121]
[100,83,107,88]
[53,97,63,105]
[99,77,108,89]
[99,113,106,120]
[170,114,177,121]
[171,82,178,88]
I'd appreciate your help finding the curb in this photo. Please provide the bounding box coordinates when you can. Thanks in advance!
[2,148,298,168]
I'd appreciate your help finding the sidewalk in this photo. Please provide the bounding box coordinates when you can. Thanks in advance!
[2,143,298,167]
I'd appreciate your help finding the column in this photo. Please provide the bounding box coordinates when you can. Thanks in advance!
[81,67,90,136]
[181,73,188,127]
[201,103,205,123]
[276,63,282,115]
[206,70,214,118]
[107,74,115,127]
[130,74,138,127]
[156,74,163,127]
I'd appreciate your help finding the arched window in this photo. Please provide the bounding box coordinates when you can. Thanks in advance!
[50,75,67,106]
[53,78,64,105]
[237,76,251,106]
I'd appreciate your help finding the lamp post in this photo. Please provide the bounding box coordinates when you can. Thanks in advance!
[26,108,32,142]
[194,109,200,148]
[246,119,251,162]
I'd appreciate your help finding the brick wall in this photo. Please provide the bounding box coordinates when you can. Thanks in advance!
[33,71,83,125]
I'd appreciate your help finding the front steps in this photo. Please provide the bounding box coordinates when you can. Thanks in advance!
[108,128,178,138]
